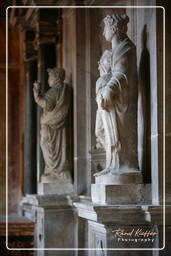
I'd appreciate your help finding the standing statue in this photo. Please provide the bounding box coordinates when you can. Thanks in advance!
[95,14,139,176]
[33,67,72,182]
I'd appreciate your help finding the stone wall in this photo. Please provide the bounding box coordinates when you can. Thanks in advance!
[0,20,25,214]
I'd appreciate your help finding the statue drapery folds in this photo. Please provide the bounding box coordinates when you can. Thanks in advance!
[95,14,139,176]
[33,67,72,182]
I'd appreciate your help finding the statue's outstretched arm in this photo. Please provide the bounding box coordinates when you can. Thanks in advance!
[33,85,46,109]
[33,81,55,111]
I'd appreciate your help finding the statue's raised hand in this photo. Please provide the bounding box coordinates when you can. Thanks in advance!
[33,80,41,91]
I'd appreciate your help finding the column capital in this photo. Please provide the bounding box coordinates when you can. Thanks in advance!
[10,7,58,46]
[34,9,58,47]
[23,30,37,62]
[35,21,57,46]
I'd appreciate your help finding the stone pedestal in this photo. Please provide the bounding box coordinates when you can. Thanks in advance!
[88,221,159,251]
[38,175,73,195]
[74,202,169,255]
[95,171,143,185]
[92,170,146,205]
[38,182,73,195]
[89,149,106,184]
[21,194,76,256]
[92,184,151,205]
[91,143,146,204]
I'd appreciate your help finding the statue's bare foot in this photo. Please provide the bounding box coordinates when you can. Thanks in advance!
[94,168,110,177]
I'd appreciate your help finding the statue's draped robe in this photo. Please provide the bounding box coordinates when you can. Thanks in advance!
[96,38,139,172]
[34,84,71,180]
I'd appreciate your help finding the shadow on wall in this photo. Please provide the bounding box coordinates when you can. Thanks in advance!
[138,24,151,183]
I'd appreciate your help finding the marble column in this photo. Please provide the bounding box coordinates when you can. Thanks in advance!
[24,60,37,194]
[85,8,103,194]
[62,8,88,195]
[164,0,171,205]
[23,30,38,195]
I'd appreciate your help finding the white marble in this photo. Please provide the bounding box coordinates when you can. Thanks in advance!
[95,14,140,178]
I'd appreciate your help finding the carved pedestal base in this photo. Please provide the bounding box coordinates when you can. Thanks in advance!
[88,221,159,254]
[21,194,75,256]
[95,171,143,185]
[38,175,73,195]
[92,184,151,205]
[74,202,168,255]
[38,182,73,195]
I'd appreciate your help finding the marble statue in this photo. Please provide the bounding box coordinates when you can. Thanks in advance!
[33,67,72,182]
[95,14,139,177]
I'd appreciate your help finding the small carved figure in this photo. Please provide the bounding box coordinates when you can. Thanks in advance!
[33,68,71,181]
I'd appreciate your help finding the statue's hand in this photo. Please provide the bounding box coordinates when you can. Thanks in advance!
[102,87,111,100]
[101,88,111,110]
[33,80,41,91]
[101,98,109,110]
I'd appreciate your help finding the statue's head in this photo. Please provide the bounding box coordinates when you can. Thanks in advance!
[103,14,129,42]
[47,67,65,87]
[98,50,112,76]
